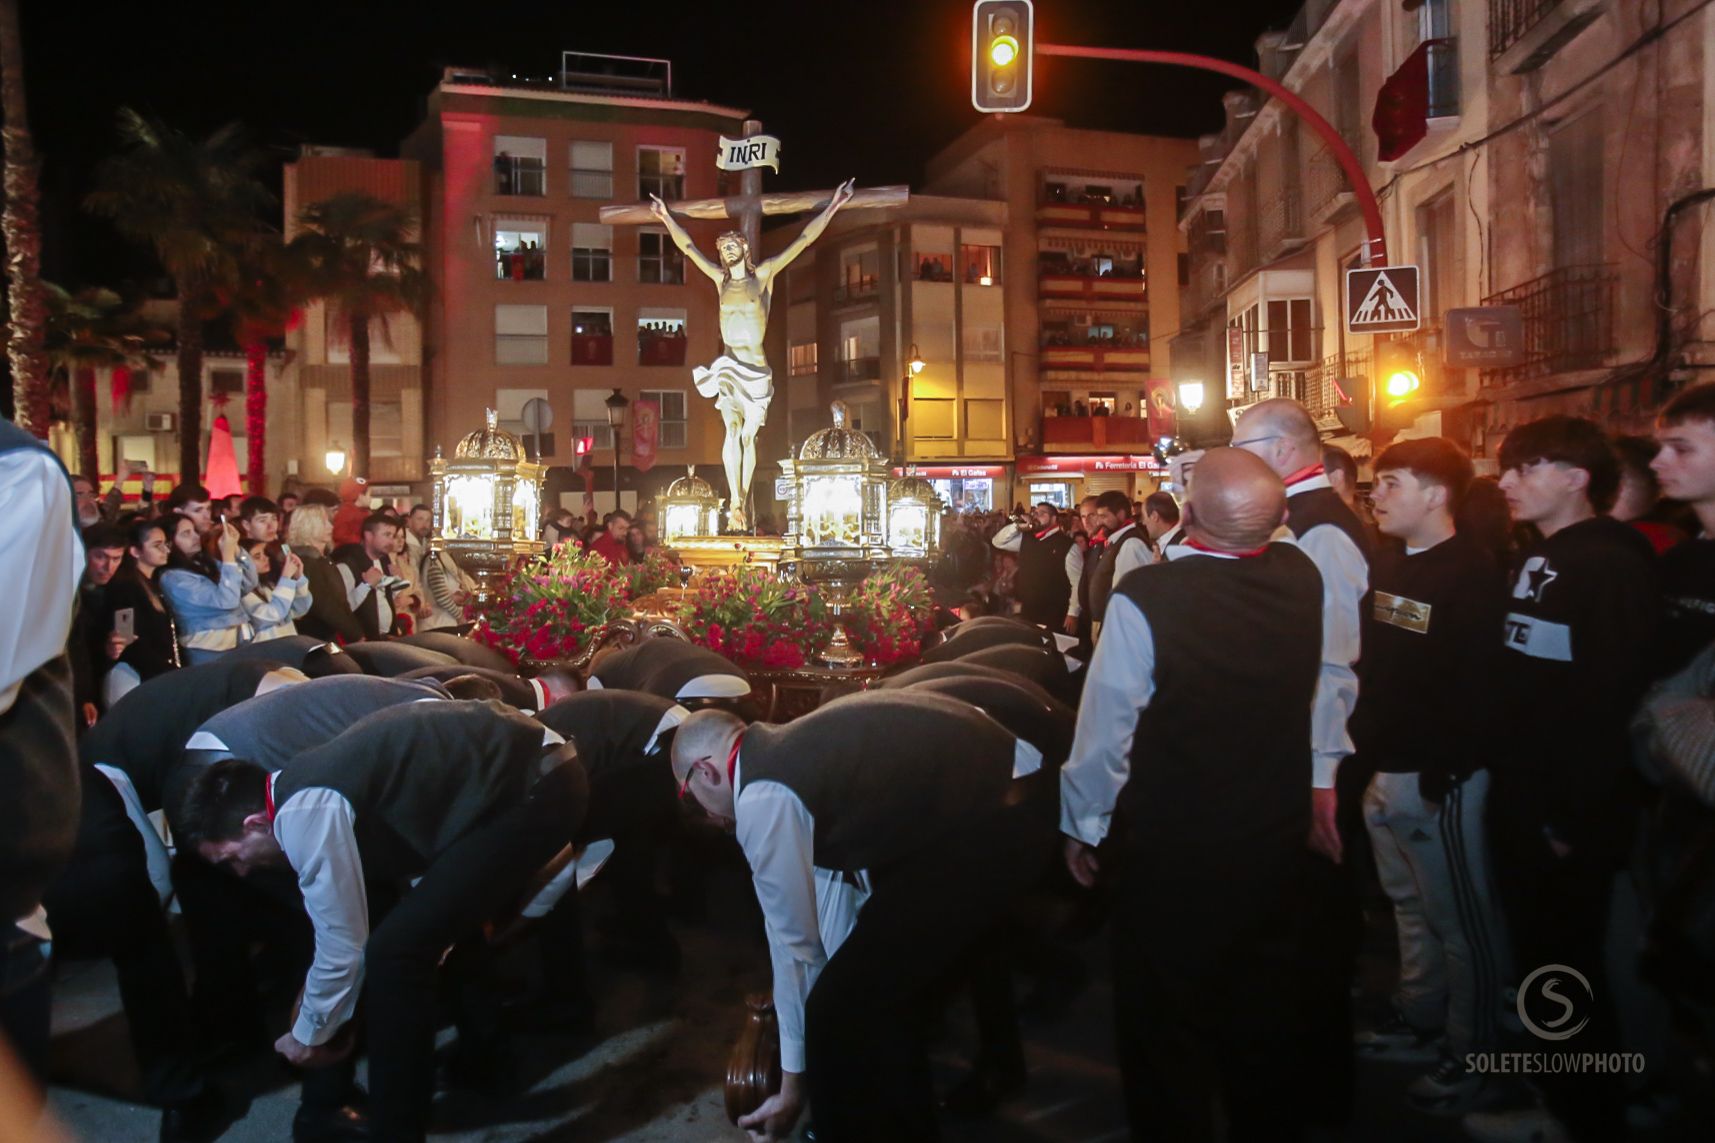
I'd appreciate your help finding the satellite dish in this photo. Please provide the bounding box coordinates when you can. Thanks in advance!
[520,397,554,435]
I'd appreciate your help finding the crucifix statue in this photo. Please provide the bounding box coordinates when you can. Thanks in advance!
[600,122,907,531]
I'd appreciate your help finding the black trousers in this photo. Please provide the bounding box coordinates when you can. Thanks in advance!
[363,761,587,1142]
[804,802,1046,1143]
[1489,788,1625,1142]
[40,771,203,1107]
[1112,852,1305,1143]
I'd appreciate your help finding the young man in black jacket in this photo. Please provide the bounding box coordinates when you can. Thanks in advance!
[1465,417,1660,1143]
[1349,438,1510,1114]
[1651,381,1715,674]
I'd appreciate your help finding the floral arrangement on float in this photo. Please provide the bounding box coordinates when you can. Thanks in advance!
[613,546,682,600]
[840,565,937,666]
[468,545,630,667]
[673,566,834,671]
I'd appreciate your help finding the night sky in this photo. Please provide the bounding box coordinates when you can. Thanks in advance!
[22,0,1302,287]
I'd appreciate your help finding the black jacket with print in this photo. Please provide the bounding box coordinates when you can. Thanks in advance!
[1494,515,1659,856]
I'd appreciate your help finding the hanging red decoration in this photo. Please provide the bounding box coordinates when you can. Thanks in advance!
[245,341,268,495]
[110,364,134,414]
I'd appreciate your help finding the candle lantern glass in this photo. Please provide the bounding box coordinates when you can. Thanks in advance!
[429,408,545,609]
[661,466,723,542]
[780,402,893,668]
[885,474,943,561]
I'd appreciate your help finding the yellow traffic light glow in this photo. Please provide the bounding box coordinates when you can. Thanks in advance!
[1384,370,1422,400]
[990,34,1019,67]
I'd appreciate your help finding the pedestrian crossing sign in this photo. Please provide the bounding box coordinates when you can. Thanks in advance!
[1345,265,1421,334]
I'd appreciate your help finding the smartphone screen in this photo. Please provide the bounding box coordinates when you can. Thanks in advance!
[113,608,135,639]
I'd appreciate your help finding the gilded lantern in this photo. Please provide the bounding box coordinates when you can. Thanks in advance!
[885,472,943,560]
[429,408,545,606]
[660,465,723,542]
[780,401,893,668]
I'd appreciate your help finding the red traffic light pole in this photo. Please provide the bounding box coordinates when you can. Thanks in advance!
[1036,42,1388,267]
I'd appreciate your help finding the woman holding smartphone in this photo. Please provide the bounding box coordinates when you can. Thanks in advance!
[98,517,181,708]
[158,517,249,664]
[242,539,313,642]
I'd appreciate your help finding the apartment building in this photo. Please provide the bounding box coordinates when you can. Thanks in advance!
[1175,0,1714,467]
[399,54,749,511]
[768,116,1197,512]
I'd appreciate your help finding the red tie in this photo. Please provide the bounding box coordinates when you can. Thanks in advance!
[726,734,743,787]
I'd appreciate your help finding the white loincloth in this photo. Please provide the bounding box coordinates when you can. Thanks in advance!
[692,355,773,424]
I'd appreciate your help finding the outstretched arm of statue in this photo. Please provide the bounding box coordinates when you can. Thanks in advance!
[758,178,855,279]
[649,194,723,283]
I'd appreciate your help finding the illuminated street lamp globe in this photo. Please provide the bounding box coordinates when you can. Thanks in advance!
[429,408,545,609]
[886,472,943,561]
[661,465,722,543]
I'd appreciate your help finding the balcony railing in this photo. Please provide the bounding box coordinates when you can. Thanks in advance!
[1306,350,1372,423]
[495,157,545,197]
[835,276,879,303]
[638,331,687,367]
[1259,186,1306,258]
[1479,264,1618,385]
[1306,135,1361,223]
[839,356,881,383]
[1489,0,1564,59]
[1035,200,1148,231]
[496,248,546,281]
[1037,271,1147,304]
[1039,343,1151,373]
[1041,414,1152,451]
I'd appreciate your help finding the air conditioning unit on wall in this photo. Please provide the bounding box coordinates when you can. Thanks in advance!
[145,412,177,432]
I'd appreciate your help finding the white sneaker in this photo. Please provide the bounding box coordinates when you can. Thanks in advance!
[1408,1055,1493,1116]
[1461,1107,1572,1143]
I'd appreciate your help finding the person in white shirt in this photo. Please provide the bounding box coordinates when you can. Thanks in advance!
[990,502,1079,628]
[1086,490,1153,640]
[1061,447,1325,1139]
[672,691,1046,1142]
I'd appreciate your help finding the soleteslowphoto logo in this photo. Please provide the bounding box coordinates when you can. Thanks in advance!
[1517,963,1592,1042]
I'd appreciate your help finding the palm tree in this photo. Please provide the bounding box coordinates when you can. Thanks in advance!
[0,0,51,436]
[293,193,428,478]
[214,240,311,493]
[86,109,271,484]
[42,283,165,479]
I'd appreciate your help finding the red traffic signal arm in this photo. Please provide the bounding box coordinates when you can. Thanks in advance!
[1036,42,1388,267]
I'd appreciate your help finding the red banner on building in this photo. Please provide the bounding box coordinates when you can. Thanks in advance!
[1145,378,1178,440]
[631,398,659,473]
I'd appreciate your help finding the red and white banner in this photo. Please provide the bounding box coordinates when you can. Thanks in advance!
[631,398,659,473]
[1016,454,1164,475]
[1145,378,1178,440]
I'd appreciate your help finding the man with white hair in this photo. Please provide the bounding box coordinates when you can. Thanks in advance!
[673,691,1047,1142]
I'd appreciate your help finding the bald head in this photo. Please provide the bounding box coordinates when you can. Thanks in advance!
[670,708,747,822]
[1182,448,1288,552]
[1232,398,1320,477]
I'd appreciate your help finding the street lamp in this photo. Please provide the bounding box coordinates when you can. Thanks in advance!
[1177,381,1206,415]
[325,441,346,476]
[604,387,629,516]
[897,344,926,461]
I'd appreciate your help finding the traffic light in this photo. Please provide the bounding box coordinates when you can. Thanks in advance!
[972,1,1034,113]
[1333,375,1370,436]
[1375,337,1423,430]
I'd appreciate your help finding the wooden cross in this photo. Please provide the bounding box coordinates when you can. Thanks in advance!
[598,120,907,247]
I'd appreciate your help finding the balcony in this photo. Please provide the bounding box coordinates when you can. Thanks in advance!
[1306,136,1361,226]
[834,276,879,304]
[839,356,881,383]
[1041,414,1153,452]
[638,329,687,368]
[1259,186,1307,261]
[571,333,614,367]
[1038,270,1147,305]
[1489,0,1604,73]
[494,157,545,197]
[1306,350,1372,428]
[1039,342,1151,374]
[496,247,546,281]
[1479,264,1618,385]
[1035,199,1147,231]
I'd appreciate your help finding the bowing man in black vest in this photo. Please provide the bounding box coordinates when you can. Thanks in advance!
[672,691,1047,1142]
[1085,490,1154,640]
[178,700,586,1143]
[1061,448,1324,1141]
[991,501,1079,627]
[1232,397,1371,1123]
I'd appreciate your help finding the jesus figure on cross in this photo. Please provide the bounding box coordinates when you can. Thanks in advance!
[647,178,855,531]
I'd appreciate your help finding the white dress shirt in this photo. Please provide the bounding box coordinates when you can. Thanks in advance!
[1287,473,1368,789]
[271,778,370,1047]
[338,557,394,636]
[0,450,79,714]
[1103,522,1154,591]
